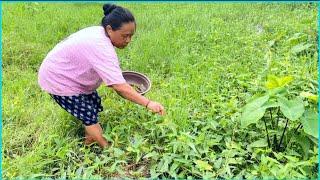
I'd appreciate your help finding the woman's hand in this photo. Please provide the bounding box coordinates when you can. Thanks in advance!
[146,101,165,115]
[111,83,165,115]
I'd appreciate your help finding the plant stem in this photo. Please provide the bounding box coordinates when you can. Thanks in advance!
[263,118,271,148]
[270,109,277,150]
[269,109,274,129]
[284,123,302,150]
[276,107,280,129]
[278,118,289,151]
[295,123,302,132]
[273,134,277,150]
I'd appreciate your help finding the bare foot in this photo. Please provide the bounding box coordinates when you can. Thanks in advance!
[84,135,95,145]
[84,123,110,148]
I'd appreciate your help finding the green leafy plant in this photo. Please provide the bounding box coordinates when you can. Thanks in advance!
[240,75,318,152]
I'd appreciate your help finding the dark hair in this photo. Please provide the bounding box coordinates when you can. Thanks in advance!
[101,4,135,30]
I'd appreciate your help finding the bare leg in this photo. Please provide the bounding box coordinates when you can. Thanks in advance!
[84,123,109,148]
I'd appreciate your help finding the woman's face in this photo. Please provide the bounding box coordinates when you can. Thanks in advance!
[106,22,136,49]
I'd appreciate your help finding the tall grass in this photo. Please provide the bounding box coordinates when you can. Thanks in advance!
[2,2,318,179]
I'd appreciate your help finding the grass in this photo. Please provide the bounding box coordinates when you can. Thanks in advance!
[2,2,318,179]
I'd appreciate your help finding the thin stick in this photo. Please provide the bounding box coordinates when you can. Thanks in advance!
[270,109,277,150]
[284,123,302,150]
[273,134,277,150]
[269,109,274,129]
[295,123,302,132]
[263,118,271,148]
[278,118,289,151]
[276,107,280,128]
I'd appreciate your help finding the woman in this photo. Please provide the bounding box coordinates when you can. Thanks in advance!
[38,4,165,148]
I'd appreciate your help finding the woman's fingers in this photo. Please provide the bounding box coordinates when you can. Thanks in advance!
[157,104,165,115]
[160,105,165,115]
[147,101,165,115]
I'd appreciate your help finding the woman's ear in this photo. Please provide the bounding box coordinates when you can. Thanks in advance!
[105,25,113,36]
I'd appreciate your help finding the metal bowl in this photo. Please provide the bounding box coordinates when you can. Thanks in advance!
[122,71,151,95]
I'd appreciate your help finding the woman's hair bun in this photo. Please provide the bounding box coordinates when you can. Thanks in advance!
[103,4,117,16]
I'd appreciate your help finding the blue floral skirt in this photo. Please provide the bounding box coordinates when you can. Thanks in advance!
[50,91,103,126]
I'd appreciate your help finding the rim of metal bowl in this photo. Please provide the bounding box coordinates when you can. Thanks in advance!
[122,71,152,95]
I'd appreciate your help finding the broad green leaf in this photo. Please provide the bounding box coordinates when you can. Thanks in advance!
[268,87,287,96]
[278,96,304,121]
[300,92,318,103]
[249,138,268,148]
[294,134,311,159]
[301,109,318,139]
[262,100,280,109]
[240,95,269,127]
[241,107,266,128]
[195,160,213,171]
[243,95,270,111]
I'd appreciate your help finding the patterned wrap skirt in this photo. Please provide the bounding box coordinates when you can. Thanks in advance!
[50,91,103,126]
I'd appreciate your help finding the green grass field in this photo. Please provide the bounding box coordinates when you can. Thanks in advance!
[2,2,318,179]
